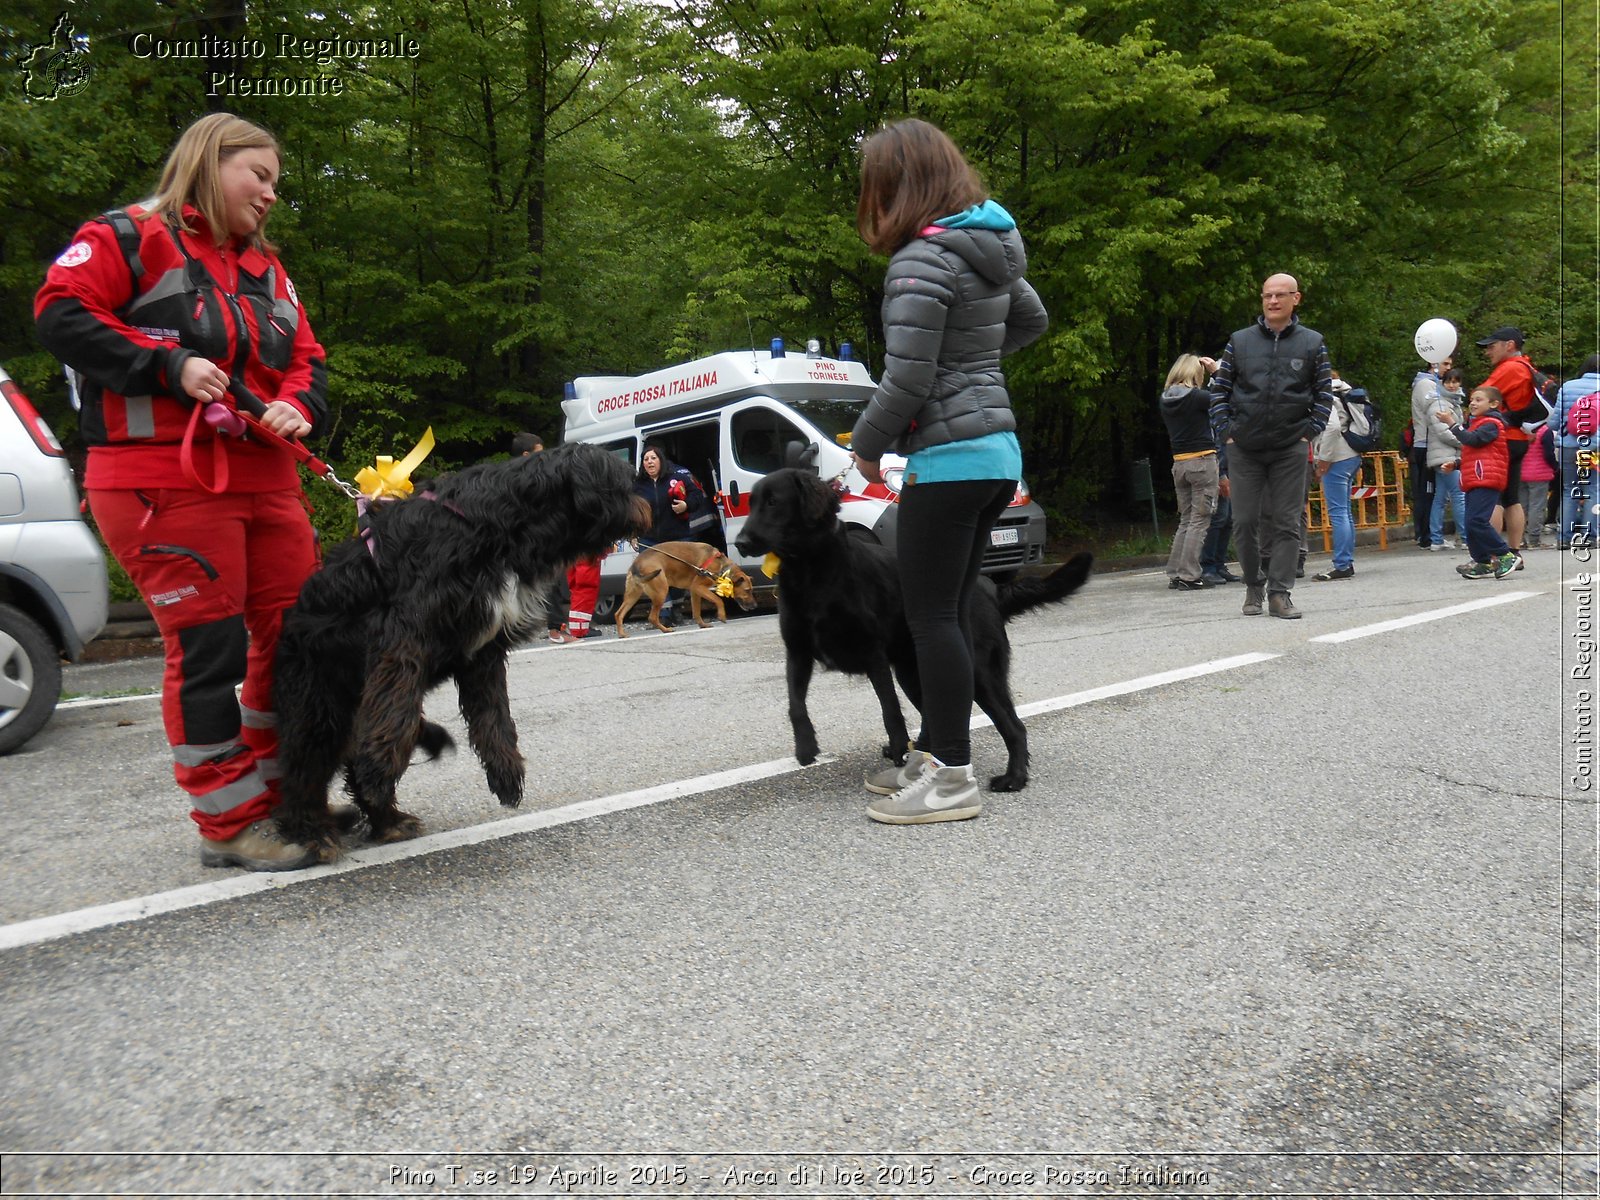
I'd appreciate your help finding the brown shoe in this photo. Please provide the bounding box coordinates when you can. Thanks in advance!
[1269,592,1303,620]
[199,820,318,871]
[1242,585,1265,616]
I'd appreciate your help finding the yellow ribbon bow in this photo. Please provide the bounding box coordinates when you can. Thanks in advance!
[354,428,435,499]
[713,571,736,598]
[761,553,781,578]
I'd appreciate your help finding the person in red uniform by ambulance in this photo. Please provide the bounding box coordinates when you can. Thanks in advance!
[35,112,329,871]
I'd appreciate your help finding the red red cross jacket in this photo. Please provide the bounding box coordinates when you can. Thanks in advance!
[34,204,328,491]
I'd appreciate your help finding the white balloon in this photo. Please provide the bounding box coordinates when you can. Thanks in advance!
[1414,318,1457,363]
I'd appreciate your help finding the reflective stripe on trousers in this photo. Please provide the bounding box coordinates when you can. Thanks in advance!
[88,486,318,840]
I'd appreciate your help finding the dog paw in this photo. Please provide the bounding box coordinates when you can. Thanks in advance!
[309,836,344,864]
[370,811,424,843]
[988,771,1028,793]
[881,741,908,765]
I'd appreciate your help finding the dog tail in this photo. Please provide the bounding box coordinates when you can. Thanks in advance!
[630,565,664,582]
[415,718,456,761]
[997,552,1093,621]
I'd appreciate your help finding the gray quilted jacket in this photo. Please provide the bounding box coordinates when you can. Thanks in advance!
[851,222,1047,461]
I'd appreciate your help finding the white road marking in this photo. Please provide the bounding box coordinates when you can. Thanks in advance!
[3,649,1279,951]
[1308,590,1542,644]
[32,596,1533,948]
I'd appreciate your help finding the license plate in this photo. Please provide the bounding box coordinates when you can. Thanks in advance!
[990,527,1019,547]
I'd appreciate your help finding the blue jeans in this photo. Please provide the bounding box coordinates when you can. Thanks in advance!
[1560,445,1596,547]
[1200,492,1233,574]
[1320,456,1359,569]
[1430,468,1465,546]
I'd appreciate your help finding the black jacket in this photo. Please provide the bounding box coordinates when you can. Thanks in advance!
[1208,316,1333,453]
[633,465,710,543]
[1160,385,1216,457]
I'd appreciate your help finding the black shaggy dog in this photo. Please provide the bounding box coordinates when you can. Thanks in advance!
[735,468,1092,792]
[273,442,649,861]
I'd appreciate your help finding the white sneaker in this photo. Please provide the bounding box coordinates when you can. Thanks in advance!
[865,747,928,795]
[866,756,981,824]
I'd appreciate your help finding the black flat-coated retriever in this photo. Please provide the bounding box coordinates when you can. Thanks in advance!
[735,468,1091,791]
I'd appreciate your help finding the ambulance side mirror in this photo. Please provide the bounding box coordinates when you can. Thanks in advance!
[784,439,818,469]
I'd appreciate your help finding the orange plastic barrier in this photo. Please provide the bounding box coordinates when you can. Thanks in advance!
[1304,451,1411,551]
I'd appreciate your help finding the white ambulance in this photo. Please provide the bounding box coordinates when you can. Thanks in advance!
[560,341,1048,613]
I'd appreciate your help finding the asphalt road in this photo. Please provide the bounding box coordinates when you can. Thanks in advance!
[2,544,1594,1197]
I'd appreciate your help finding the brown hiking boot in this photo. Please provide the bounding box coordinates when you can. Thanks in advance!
[1242,585,1265,616]
[199,819,318,872]
[1269,592,1303,620]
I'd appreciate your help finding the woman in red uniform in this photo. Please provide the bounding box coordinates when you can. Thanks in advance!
[36,112,328,871]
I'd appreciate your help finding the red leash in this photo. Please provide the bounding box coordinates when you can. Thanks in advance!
[179,379,362,500]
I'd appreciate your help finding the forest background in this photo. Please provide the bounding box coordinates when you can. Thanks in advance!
[1,0,1595,550]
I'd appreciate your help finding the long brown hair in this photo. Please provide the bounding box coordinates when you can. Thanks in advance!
[145,112,280,251]
[856,119,986,256]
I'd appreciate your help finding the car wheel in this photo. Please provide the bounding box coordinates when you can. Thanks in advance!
[592,594,617,620]
[0,602,63,755]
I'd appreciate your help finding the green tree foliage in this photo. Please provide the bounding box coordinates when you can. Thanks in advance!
[0,0,1578,527]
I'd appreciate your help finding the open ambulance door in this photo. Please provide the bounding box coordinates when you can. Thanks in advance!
[719,399,819,577]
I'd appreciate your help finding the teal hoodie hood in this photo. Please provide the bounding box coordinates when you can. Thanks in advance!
[922,200,1026,286]
[931,200,1017,231]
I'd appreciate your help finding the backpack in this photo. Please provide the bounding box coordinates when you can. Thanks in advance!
[1526,360,1559,405]
[1567,390,1600,438]
[1515,358,1557,424]
[1338,387,1382,453]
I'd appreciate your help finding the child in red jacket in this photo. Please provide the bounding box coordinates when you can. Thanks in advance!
[1437,386,1518,579]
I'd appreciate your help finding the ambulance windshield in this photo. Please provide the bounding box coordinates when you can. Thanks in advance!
[787,397,869,448]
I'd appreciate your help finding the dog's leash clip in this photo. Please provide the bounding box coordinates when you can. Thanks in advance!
[324,467,365,502]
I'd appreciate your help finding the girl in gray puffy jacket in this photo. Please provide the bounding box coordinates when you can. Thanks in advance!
[849,119,1048,826]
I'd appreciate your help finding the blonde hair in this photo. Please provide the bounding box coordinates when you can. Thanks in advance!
[1165,354,1206,389]
[145,112,280,251]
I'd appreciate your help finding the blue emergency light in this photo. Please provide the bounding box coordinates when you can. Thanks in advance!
[770,337,785,358]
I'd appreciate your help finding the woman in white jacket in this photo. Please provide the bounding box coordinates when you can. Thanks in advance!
[1425,372,1467,550]
[1311,379,1362,580]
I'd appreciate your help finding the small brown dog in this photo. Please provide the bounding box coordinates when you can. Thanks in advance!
[615,540,758,636]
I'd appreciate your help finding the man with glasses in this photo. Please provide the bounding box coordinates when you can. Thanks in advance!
[1208,273,1335,619]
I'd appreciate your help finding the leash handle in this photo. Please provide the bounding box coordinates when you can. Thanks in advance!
[226,378,364,500]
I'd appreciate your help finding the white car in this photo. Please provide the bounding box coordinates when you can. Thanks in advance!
[0,364,108,753]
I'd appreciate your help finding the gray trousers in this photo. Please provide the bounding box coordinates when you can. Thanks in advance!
[1229,439,1310,595]
[1167,455,1220,582]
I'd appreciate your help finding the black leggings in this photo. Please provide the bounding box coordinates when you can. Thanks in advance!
[896,478,1015,767]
